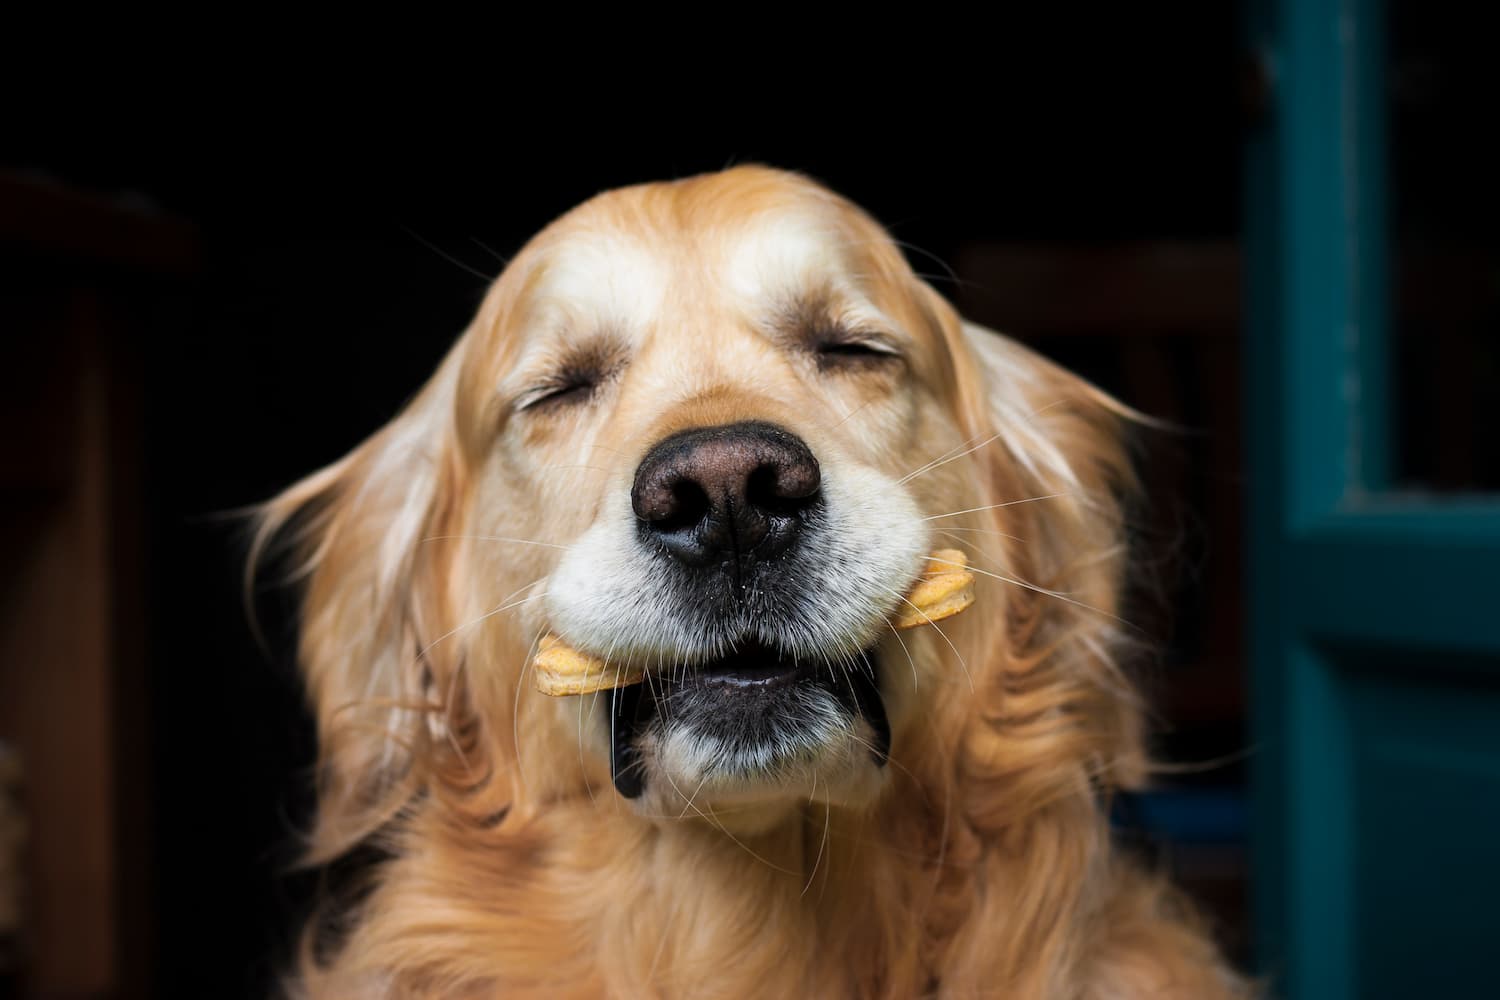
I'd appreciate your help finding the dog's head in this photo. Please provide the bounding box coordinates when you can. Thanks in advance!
[259,166,1142,851]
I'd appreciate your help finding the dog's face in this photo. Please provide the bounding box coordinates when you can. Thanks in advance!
[254,167,1239,1000]
[457,169,980,820]
[269,166,1136,843]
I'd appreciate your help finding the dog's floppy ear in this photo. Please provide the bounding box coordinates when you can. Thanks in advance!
[251,340,470,862]
[920,287,1148,830]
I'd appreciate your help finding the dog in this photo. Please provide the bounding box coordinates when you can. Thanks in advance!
[256,166,1245,997]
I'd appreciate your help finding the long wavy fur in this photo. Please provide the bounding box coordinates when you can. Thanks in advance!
[252,167,1247,998]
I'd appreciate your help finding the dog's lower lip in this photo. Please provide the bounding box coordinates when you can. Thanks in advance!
[608,643,889,800]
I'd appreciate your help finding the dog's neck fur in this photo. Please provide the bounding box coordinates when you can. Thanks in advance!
[295,632,1245,999]
[305,730,1125,998]
[325,802,929,995]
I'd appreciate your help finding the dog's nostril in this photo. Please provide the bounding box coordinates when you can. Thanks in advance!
[745,465,778,510]
[659,480,710,533]
[746,463,817,517]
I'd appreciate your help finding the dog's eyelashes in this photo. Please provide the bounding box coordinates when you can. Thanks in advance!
[517,342,630,413]
[814,337,901,372]
[820,342,886,357]
[518,373,601,412]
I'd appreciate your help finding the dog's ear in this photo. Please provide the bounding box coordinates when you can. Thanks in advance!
[920,287,1148,830]
[251,340,471,862]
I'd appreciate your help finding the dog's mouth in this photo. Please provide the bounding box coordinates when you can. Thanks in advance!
[607,639,889,799]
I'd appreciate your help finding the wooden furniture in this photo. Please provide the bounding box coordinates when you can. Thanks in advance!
[0,171,194,1000]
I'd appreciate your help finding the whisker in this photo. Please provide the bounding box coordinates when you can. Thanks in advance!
[400,226,497,284]
[828,395,881,430]
[468,236,510,266]
[512,625,547,795]
[882,612,920,693]
[583,634,634,734]
[629,798,781,822]
[819,647,859,728]
[934,525,1025,543]
[801,780,830,898]
[889,238,963,288]
[676,773,713,821]
[875,584,973,693]
[925,554,1137,631]
[536,464,611,476]
[657,768,799,876]
[921,493,1073,521]
[894,430,988,486]
[828,235,965,289]
[897,430,1006,485]
[419,534,570,550]
[579,632,629,805]
[577,665,596,805]
[607,678,626,817]
[840,725,924,790]
[415,582,548,665]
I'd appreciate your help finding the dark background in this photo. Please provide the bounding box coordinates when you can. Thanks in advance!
[1,8,1291,997]
[0,9,1254,995]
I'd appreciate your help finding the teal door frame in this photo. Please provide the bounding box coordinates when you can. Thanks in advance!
[1246,0,1500,996]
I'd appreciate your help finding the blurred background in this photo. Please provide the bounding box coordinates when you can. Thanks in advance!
[3,2,1497,997]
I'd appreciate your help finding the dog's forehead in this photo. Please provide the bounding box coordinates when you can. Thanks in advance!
[720,214,856,305]
[528,192,868,336]
[528,230,671,332]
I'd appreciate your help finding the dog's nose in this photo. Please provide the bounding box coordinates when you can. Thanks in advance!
[632,421,821,567]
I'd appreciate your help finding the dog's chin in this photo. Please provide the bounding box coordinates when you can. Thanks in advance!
[606,641,891,823]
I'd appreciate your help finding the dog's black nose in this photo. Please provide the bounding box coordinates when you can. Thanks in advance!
[632,421,821,567]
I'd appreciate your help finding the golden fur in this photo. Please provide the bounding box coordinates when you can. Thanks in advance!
[256,167,1246,998]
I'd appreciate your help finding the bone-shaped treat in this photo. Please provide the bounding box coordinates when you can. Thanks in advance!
[532,548,975,697]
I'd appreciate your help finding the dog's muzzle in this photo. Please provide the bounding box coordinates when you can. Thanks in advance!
[605,422,887,799]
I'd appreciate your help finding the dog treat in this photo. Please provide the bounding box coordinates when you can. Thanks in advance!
[533,548,976,696]
[532,633,647,697]
[889,548,975,630]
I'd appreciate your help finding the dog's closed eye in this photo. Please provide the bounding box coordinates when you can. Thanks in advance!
[813,333,903,371]
[514,342,626,413]
[517,369,602,411]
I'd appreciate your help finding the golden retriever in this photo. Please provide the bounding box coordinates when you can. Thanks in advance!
[256,166,1245,998]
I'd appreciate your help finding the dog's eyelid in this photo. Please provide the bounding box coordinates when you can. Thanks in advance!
[811,328,906,368]
[514,372,602,412]
[509,338,628,413]
[819,333,901,356]
[513,362,607,410]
